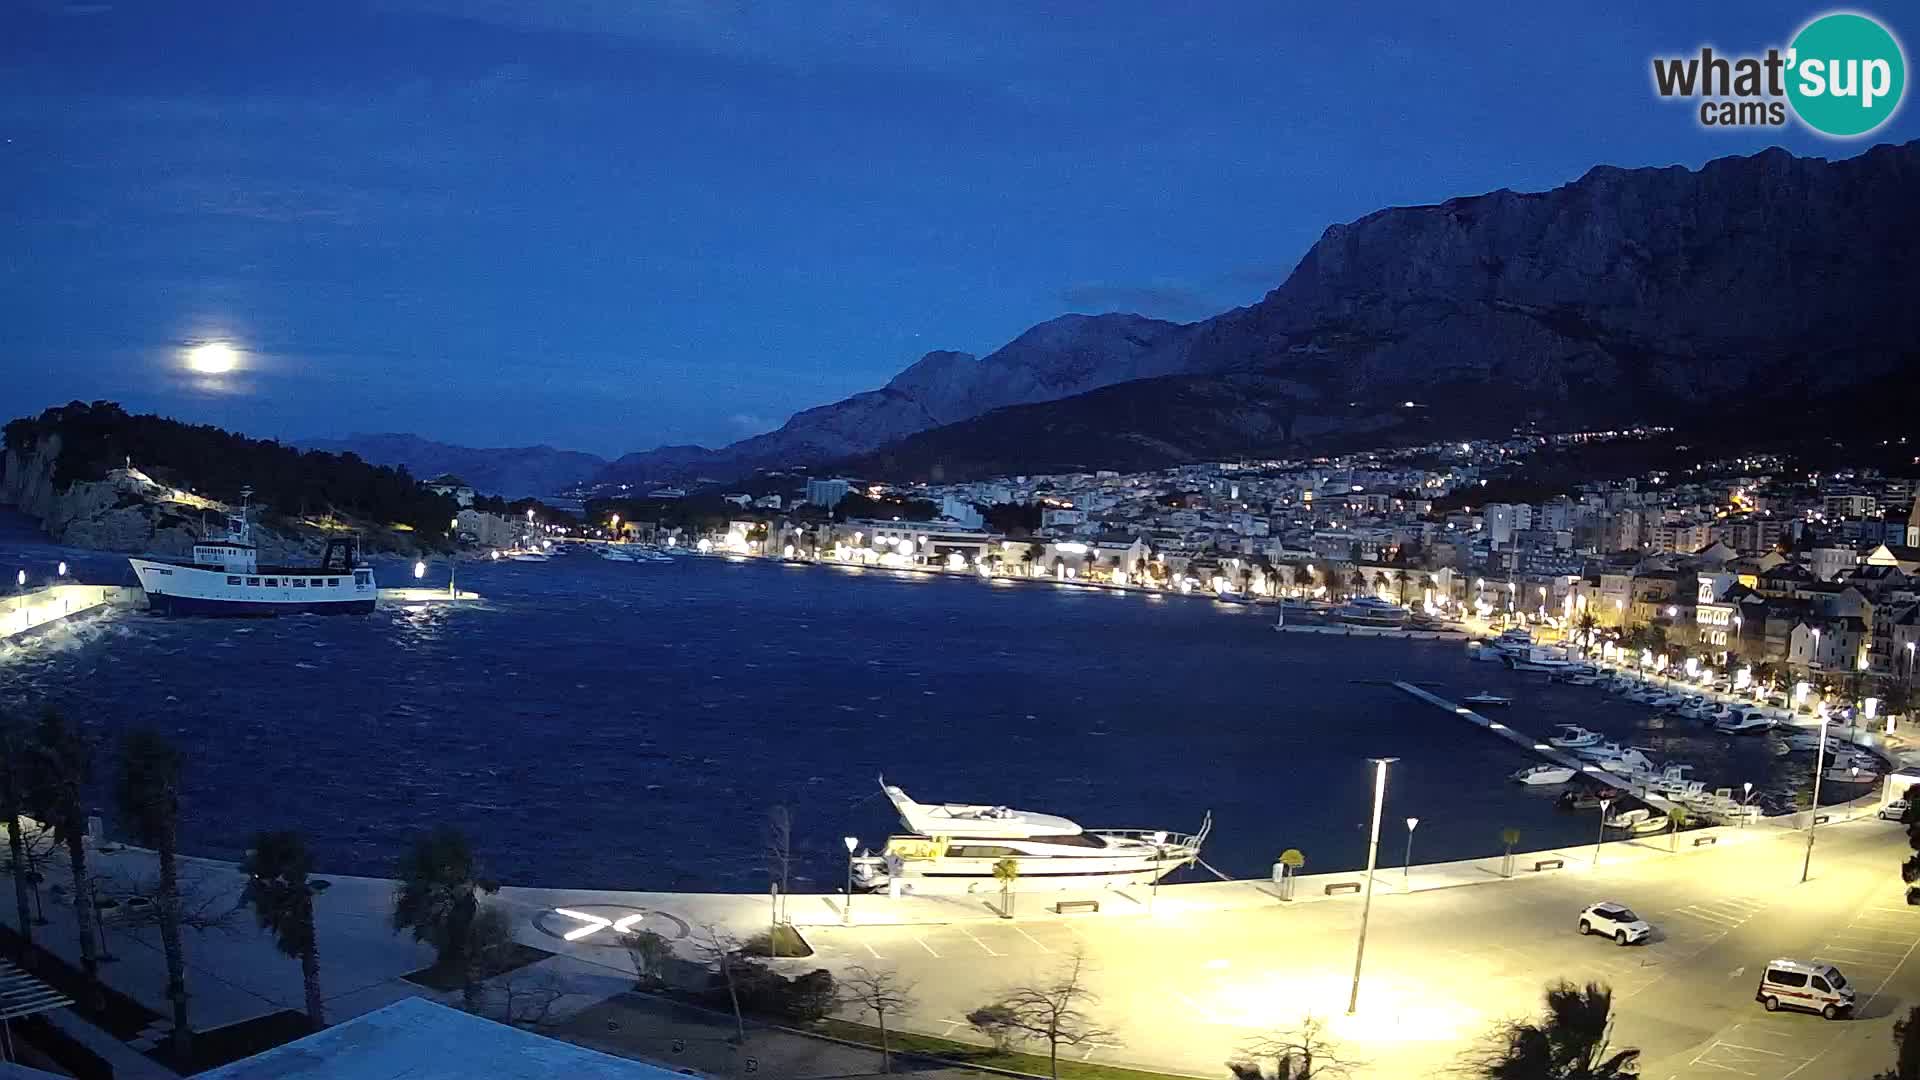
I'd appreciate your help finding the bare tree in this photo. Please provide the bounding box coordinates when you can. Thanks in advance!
[620,927,674,988]
[967,949,1116,1080]
[766,805,793,954]
[693,923,747,1043]
[844,965,917,1073]
[479,965,567,1029]
[1229,1015,1362,1079]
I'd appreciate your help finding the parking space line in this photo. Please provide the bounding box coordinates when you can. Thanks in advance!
[858,940,884,959]
[1816,944,1897,957]
[1830,927,1918,940]
[1012,926,1052,953]
[1671,907,1744,927]
[1863,935,1920,1009]
[1711,1042,1790,1057]
[915,935,941,958]
[958,926,1002,957]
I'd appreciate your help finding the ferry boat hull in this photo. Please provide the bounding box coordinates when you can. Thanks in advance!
[128,502,377,617]
[131,558,377,616]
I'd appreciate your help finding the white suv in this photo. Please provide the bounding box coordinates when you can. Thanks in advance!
[1579,902,1651,946]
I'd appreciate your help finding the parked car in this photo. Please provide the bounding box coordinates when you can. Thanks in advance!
[1880,799,1911,821]
[1756,959,1854,1019]
[1578,902,1652,946]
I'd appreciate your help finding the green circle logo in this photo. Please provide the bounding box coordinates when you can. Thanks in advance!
[1787,12,1906,137]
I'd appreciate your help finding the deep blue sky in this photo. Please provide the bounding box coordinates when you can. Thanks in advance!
[4,2,1915,457]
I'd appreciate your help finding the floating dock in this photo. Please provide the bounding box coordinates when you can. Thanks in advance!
[1277,624,1469,641]
[1392,680,1679,814]
[0,584,134,643]
[376,587,483,608]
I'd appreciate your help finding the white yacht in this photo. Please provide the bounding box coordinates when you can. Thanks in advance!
[849,779,1209,895]
[1463,692,1513,707]
[1332,597,1410,628]
[128,493,375,616]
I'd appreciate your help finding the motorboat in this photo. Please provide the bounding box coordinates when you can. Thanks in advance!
[506,549,551,562]
[1549,725,1603,750]
[1572,739,1630,761]
[1714,710,1774,735]
[1463,692,1512,707]
[598,546,641,562]
[1513,764,1577,786]
[1604,806,1652,830]
[849,778,1210,895]
[1599,748,1659,782]
[1332,597,1410,628]
[128,492,375,616]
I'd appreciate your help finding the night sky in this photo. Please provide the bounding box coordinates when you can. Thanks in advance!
[4,2,1915,456]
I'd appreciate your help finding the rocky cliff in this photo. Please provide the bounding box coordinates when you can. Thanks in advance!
[861,141,1920,480]
[596,313,1191,484]
[1178,140,1920,421]
[3,436,383,560]
[610,142,1919,486]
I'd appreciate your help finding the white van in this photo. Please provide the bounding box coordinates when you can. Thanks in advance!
[1755,959,1854,1019]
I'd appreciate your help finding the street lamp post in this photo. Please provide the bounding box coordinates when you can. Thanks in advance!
[1150,831,1168,915]
[1403,817,1420,890]
[1802,722,1829,884]
[1347,756,1396,1016]
[842,836,859,925]
[1595,798,1612,868]
[448,518,459,598]
[1741,781,1753,828]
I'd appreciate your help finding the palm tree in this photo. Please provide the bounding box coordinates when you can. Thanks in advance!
[1575,612,1599,657]
[0,713,34,957]
[115,729,192,1061]
[993,857,1019,918]
[1667,806,1691,853]
[21,708,100,1006]
[391,825,499,1005]
[1464,980,1638,1080]
[1345,568,1366,600]
[1392,569,1410,606]
[240,831,326,1030]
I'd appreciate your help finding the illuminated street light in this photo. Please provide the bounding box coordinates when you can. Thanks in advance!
[412,560,425,580]
[843,836,859,925]
[1802,722,1830,883]
[1741,781,1754,828]
[56,562,67,578]
[1594,797,1612,868]
[1403,816,1420,890]
[1347,756,1396,1015]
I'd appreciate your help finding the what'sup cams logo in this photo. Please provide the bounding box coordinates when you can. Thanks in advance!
[1652,11,1906,137]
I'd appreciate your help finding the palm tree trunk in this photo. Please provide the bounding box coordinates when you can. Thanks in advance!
[156,828,192,1062]
[5,813,32,957]
[61,825,101,1008]
[301,903,326,1030]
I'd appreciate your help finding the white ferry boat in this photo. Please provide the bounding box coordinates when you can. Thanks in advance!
[849,779,1209,895]
[128,494,376,616]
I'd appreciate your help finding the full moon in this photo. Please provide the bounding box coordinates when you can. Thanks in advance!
[186,342,239,374]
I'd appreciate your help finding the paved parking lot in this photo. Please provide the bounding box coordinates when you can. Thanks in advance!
[793,818,1920,1080]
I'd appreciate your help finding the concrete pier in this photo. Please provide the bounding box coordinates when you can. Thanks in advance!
[0,583,134,642]
[1392,679,1683,813]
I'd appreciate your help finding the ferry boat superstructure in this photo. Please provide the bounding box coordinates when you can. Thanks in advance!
[849,779,1209,895]
[128,492,376,616]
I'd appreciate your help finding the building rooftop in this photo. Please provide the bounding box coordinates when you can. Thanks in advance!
[197,998,680,1080]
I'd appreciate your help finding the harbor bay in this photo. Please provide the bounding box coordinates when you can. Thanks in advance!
[0,525,1798,894]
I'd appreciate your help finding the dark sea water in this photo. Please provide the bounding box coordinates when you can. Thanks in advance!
[0,512,1808,892]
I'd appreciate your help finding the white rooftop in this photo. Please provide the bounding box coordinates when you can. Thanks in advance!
[197,997,679,1080]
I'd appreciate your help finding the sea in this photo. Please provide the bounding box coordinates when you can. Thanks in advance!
[0,511,1811,894]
